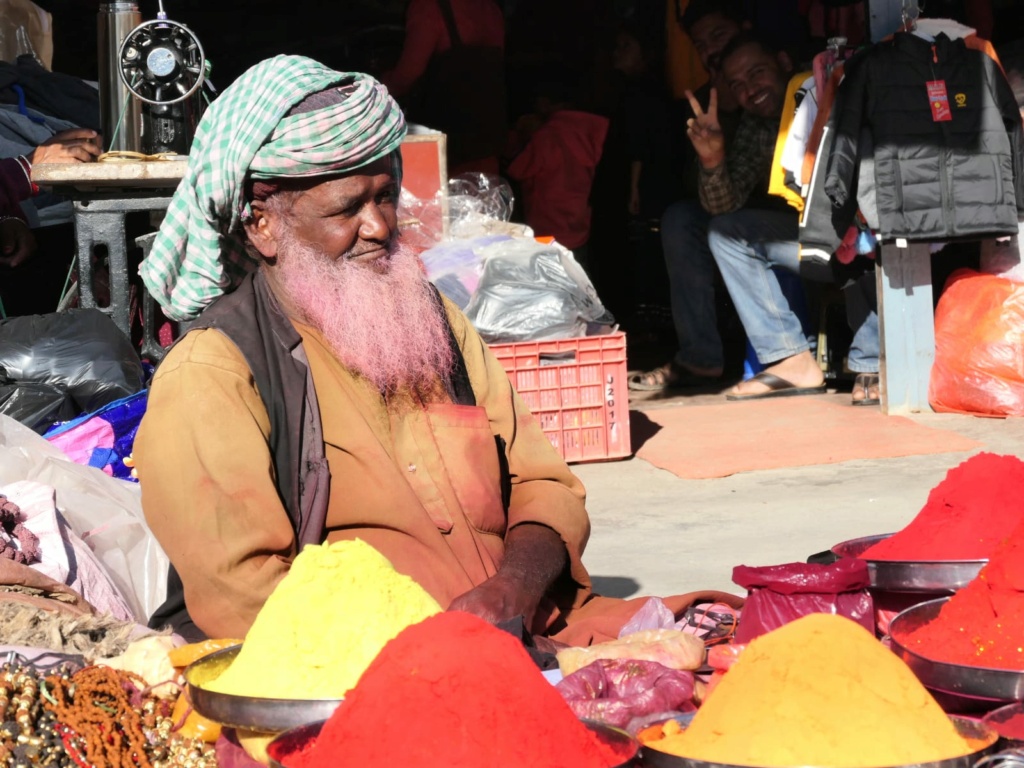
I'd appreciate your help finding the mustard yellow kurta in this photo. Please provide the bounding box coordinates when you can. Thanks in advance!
[134,299,592,639]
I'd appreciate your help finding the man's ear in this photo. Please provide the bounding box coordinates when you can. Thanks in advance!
[243,201,280,260]
[776,50,794,74]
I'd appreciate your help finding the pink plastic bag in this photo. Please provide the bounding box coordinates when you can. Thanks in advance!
[731,559,874,643]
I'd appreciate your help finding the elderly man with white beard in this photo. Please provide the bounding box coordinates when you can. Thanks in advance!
[135,56,740,647]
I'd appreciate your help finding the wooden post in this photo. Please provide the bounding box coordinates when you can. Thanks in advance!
[877,241,934,415]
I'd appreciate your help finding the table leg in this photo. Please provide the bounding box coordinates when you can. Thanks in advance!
[73,207,132,339]
[876,242,934,415]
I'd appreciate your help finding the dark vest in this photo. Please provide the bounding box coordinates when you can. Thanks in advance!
[148,271,475,639]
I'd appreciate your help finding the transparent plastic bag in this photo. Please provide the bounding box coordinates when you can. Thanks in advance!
[979,224,1024,283]
[419,234,511,309]
[0,0,52,69]
[556,659,697,730]
[398,187,445,251]
[0,414,169,623]
[464,238,614,342]
[731,559,874,643]
[448,173,533,240]
[929,268,1024,416]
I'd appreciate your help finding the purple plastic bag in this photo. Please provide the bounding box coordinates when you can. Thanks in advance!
[731,558,874,643]
[555,658,697,729]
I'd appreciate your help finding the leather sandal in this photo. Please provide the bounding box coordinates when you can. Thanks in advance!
[628,362,720,392]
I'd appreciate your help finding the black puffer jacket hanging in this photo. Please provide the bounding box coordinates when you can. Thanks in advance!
[824,32,1024,242]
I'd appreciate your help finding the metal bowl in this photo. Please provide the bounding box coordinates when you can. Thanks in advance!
[888,598,1024,703]
[266,718,640,768]
[831,534,986,593]
[981,702,1024,747]
[183,645,344,732]
[641,716,997,768]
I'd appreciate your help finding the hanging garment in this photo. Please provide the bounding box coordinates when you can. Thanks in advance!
[824,32,1023,243]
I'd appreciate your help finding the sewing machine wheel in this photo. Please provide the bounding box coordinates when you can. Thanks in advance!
[118,19,205,106]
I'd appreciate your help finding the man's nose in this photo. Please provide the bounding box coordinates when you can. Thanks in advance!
[358,203,391,241]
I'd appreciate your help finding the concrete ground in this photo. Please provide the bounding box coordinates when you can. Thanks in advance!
[573,387,1024,602]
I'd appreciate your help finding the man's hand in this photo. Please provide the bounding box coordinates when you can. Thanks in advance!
[0,218,36,268]
[684,87,726,169]
[448,571,538,625]
[447,523,568,627]
[29,129,102,164]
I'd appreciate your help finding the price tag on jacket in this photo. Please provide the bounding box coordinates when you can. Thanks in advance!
[926,80,952,122]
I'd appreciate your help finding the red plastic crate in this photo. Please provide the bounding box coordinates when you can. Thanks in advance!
[488,332,631,463]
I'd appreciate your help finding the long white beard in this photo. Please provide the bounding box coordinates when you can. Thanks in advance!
[271,235,455,399]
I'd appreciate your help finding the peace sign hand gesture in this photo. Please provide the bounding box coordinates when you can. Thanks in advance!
[685,87,726,169]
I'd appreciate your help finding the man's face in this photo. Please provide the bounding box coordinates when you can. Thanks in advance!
[689,13,742,73]
[722,43,789,120]
[268,156,399,268]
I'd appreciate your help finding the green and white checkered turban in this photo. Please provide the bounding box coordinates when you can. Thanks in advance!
[139,55,407,321]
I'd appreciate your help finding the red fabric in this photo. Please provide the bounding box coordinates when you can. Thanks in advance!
[384,0,505,98]
[506,110,609,250]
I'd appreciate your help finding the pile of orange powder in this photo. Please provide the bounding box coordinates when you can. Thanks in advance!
[641,614,976,768]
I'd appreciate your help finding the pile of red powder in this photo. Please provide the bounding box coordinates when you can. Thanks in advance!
[290,611,633,768]
[863,453,1024,561]
[901,521,1024,669]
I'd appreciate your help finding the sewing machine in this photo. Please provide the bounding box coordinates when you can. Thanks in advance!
[98,1,209,155]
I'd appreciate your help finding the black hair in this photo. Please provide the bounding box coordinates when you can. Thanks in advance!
[716,30,781,71]
[678,0,746,36]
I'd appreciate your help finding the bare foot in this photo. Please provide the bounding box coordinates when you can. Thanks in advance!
[728,351,824,397]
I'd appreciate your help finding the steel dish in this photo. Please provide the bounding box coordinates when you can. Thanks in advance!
[641,716,997,768]
[888,598,1024,703]
[184,645,344,732]
[266,718,640,768]
[831,534,985,593]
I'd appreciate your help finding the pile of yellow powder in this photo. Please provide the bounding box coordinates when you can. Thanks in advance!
[206,540,441,700]
[644,614,974,768]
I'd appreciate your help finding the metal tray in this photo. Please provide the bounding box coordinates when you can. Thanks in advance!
[981,702,1024,747]
[831,534,986,593]
[184,645,344,732]
[266,718,640,768]
[642,716,997,768]
[889,599,1024,703]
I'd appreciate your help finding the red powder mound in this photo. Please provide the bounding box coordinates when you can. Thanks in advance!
[292,611,632,768]
[900,522,1024,670]
[863,453,1024,561]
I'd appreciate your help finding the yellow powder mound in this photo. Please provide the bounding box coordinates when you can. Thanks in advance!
[207,540,441,700]
[645,614,973,768]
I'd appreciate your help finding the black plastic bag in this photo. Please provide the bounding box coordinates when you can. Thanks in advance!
[0,309,144,431]
[0,381,76,432]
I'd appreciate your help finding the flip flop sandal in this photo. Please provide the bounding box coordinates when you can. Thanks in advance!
[726,372,827,401]
[852,373,881,407]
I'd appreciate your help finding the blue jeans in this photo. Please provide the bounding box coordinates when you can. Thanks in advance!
[660,200,722,370]
[708,209,879,373]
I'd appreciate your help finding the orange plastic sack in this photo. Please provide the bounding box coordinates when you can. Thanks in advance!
[929,269,1024,416]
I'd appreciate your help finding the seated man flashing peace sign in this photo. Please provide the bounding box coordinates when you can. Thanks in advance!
[704,33,878,402]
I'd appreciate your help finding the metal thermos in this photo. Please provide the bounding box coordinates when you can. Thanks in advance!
[98,2,143,152]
